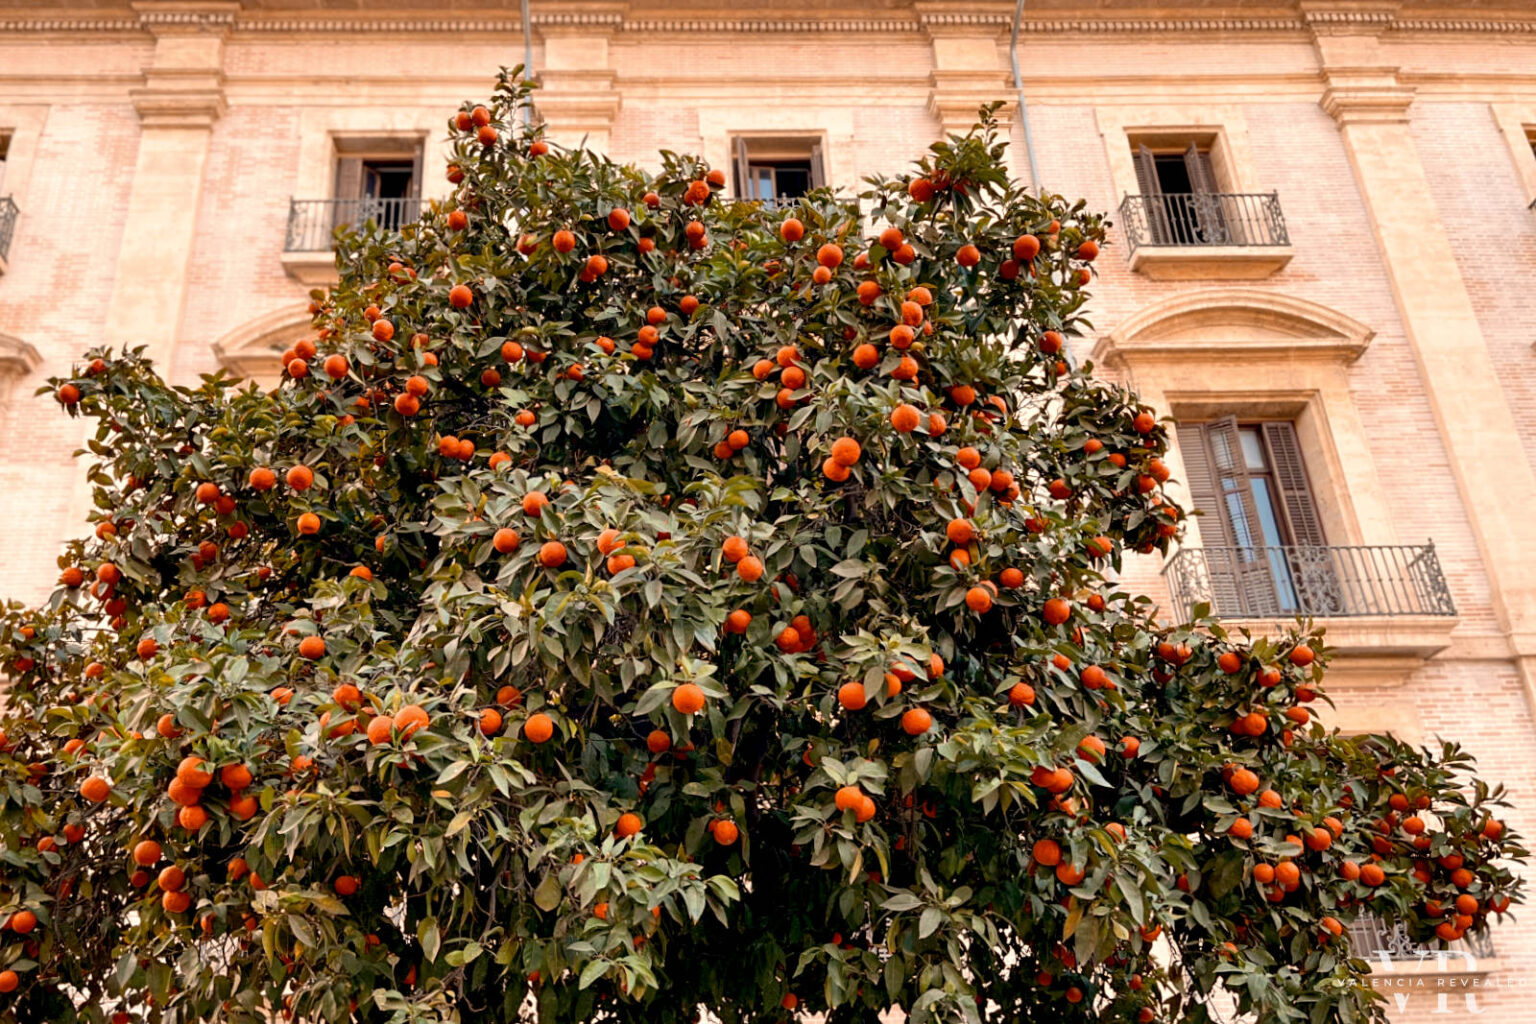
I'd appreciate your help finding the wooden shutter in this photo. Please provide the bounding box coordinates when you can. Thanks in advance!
[1176,423,1230,547]
[1134,144,1170,245]
[1207,417,1281,616]
[333,157,364,201]
[809,142,826,190]
[409,141,424,200]
[1176,422,1242,616]
[1261,421,1340,614]
[1183,144,1218,194]
[732,137,751,198]
[1134,144,1160,196]
[1260,422,1325,547]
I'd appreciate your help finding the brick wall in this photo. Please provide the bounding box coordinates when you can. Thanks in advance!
[1,9,1535,1021]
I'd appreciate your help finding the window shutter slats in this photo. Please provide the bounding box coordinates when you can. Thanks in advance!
[732,137,751,199]
[1134,144,1160,196]
[409,143,424,200]
[1261,421,1339,614]
[809,142,826,190]
[1207,416,1281,616]
[333,158,363,201]
[1183,143,1218,194]
[1175,422,1230,546]
[1177,422,1242,616]
[1262,422,1326,546]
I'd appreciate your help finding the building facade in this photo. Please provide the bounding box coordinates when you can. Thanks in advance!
[1,0,1535,1018]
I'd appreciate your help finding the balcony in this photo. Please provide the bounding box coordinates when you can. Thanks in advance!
[1348,913,1497,978]
[281,197,425,284]
[1163,544,1459,675]
[0,196,17,276]
[1118,192,1293,279]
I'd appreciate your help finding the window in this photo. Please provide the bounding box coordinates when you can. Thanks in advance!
[1177,417,1329,616]
[732,137,825,206]
[332,137,424,232]
[1132,138,1228,245]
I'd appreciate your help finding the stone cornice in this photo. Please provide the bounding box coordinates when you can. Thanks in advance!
[0,8,1531,38]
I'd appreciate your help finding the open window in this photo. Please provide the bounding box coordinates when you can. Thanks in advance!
[332,136,424,233]
[1177,417,1333,617]
[1131,134,1230,245]
[731,136,825,206]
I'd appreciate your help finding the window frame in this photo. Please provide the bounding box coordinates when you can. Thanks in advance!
[730,135,826,204]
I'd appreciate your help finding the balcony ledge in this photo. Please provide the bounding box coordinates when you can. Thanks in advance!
[1220,614,1459,687]
[280,250,338,286]
[1127,244,1294,280]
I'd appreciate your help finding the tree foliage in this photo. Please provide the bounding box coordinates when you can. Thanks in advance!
[0,70,1524,1024]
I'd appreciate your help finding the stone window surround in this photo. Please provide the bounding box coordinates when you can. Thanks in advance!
[1095,102,1262,205]
[696,108,855,200]
[210,304,311,387]
[292,109,447,205]
[0,106,49,246]
[1091,288,1387,550]
[1490,102,1536,211]
[1094,288,1461,677]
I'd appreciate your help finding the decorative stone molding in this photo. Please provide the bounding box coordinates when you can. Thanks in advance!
[1093,288,1375,370]
[210,306,313,385]
[0,334,42,378]
[127,2,235,129]
[1319,74,1415,126]
[0,9,1532,38]
[1097,289,1392,552]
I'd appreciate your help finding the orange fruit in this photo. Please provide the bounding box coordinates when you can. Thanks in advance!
[615,812,644,839]
[479,708,503,736]
[493,528,520,554]
[736,556,764,582]
[367,716,394,744]
[901,708,933,735]
[396,704,429,738]
[538,541,567,568]
[711,819,739,845]
[837,682,867,711]
[298,635,326,660]
[133,839,162,867]
[672,683,706,715]
[524,713,554,744]
[80,776,111,803]
[891,404,921,432]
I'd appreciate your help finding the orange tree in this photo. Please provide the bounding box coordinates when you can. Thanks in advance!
[0,70,1524,1024]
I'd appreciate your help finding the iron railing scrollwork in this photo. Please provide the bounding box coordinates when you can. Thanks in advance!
[284,197,427,253]
[1118,192,1288,254]
[1347,913,1495,964]
[1162,543,1456,621]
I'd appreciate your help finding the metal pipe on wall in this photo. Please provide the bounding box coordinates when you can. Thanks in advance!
[521,0,534,128]
[1009,0,1041,188]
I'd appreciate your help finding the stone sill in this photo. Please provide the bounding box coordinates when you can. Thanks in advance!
[1127,244,1293,280]
[279,250,337,286]
[1220,615,1459,686]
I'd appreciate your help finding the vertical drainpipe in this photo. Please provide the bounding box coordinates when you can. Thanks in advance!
[521,0,534,129]
[1009,0,1041,189]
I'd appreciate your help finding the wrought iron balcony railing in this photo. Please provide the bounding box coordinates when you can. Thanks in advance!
[1118,192,1288,254]
[1348,913,1495,965]
[1162,543,1456,621]
[0,196,18,265]
[284,197,426,252]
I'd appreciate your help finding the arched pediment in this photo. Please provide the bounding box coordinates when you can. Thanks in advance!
[0,333,42,377]
[209,305,314,381]
[1093,288,1375,368]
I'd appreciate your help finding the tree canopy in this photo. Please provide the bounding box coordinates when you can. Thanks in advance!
[0,70,1524,1024]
